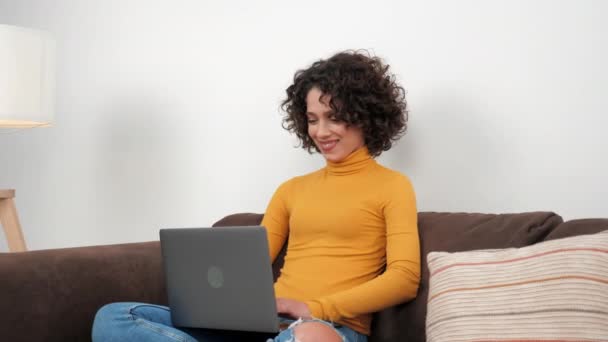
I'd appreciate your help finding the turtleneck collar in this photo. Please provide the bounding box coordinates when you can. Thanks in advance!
[325,147,374,176]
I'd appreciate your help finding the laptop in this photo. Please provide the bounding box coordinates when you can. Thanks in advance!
[159,226,280,333]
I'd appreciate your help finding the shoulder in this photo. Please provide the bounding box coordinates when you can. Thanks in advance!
[274,168,324,192]
[371,163,416,207]
[373,163,414,189]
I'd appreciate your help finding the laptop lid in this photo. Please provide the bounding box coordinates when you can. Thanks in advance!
[159,226,279,333]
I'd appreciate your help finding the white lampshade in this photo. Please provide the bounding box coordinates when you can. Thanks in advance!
[0,24,55,128]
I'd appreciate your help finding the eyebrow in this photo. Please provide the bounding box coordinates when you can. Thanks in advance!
[306,110,335,116]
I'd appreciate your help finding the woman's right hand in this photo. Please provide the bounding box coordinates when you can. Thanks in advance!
[275,297,312,319]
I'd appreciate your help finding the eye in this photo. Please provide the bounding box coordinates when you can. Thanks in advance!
[307,117,318,124]
[328,114,340,122]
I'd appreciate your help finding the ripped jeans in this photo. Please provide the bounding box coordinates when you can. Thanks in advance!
[91,302,368,342]
[272,317,367,342]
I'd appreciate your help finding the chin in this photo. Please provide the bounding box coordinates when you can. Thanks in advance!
[323,153,346,163]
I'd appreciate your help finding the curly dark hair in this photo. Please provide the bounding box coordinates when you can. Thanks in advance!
[281,49,408,157]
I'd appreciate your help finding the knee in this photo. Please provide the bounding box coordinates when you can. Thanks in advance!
[94,302,127,322]
[91,302,131,340]
[292,322,343,342]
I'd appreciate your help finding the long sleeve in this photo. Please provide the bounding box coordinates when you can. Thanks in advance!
[260,180,291,263]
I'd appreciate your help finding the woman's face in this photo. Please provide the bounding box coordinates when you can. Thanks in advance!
[306,87,365,162]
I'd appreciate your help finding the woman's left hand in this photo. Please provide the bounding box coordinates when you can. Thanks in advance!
[276,297,312,319]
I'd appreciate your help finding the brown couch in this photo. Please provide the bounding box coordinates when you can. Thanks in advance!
[1,211,607,341]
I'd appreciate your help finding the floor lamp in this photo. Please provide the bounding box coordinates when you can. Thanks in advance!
[0,24,55,252]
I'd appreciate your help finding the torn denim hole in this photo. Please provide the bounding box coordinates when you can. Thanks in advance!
[283,317,347,342]
[267,328,300,342]
[286,318,304,330]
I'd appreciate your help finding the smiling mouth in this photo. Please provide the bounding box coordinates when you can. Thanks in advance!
[318,140,338,152]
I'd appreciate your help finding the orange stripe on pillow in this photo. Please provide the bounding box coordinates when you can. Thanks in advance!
[431,248,608,276]
[428,275,608,303]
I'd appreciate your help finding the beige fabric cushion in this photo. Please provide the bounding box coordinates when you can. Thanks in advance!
[426,231,608,342]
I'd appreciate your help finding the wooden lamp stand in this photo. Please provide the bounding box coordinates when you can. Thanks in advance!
[0,189,27,252]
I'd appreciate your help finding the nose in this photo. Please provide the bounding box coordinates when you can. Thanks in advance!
[316,119,331,138]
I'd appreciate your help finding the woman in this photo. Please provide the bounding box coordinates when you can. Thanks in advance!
[92,50,420,342]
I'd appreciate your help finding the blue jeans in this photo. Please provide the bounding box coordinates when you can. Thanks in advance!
[92,302,368,342]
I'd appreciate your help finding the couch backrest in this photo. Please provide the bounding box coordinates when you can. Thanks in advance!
[544,218,608,241]
[213,211,564,342]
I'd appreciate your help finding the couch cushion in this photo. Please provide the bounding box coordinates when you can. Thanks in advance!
[370,211,563,342]
[425,230,608,341]
[544,218,608,241]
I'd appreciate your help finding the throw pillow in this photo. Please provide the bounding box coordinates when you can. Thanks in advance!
[426,231,608,342]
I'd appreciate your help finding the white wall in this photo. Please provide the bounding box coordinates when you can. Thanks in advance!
[1,0,606,251]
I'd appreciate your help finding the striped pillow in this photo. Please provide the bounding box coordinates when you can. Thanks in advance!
[426,230,608,342]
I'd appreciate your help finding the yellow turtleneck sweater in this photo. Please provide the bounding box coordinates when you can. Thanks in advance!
[261,147,420,335]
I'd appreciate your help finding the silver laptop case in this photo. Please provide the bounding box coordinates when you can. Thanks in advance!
[160,226,279,333]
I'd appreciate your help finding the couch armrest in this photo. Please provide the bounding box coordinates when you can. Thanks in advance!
[0,241,167,342]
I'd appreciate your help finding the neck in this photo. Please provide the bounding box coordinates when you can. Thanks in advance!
[325,147,374,176]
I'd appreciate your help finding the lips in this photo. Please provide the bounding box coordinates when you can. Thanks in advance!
[318,140,338,153]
